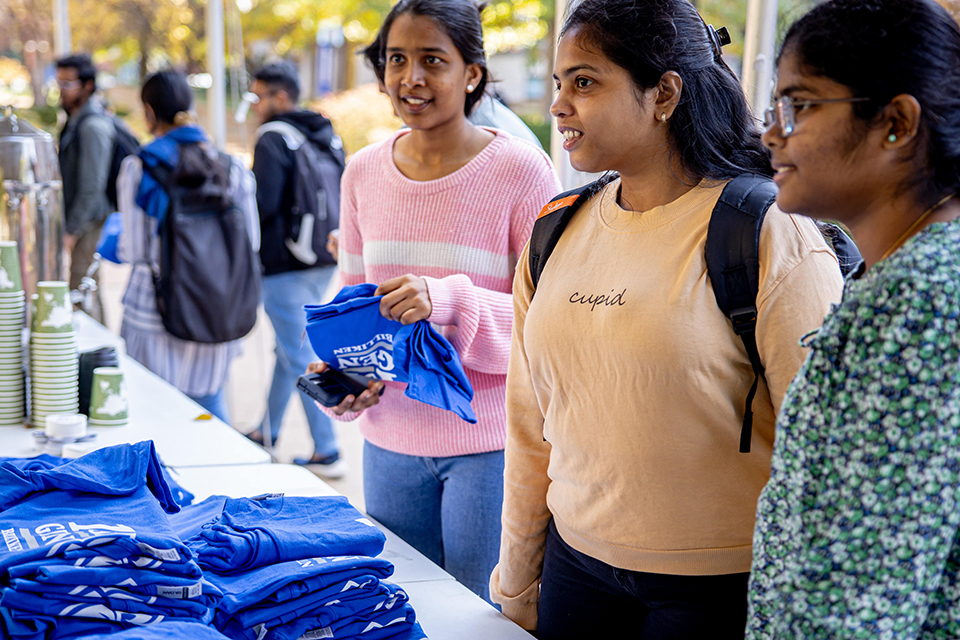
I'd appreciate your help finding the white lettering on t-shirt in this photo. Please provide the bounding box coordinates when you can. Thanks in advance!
[2,528,23,552]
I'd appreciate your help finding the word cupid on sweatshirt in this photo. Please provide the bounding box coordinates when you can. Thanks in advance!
[568,289,627,312]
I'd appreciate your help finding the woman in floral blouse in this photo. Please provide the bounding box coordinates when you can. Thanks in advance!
[747,0,960,637]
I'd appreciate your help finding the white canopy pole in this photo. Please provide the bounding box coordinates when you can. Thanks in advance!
[206,0,227,149]
[741,0,779,118]
[52,0,71,55]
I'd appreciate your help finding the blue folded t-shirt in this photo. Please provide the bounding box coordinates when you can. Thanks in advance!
[0,586,215,624]
[68,620,232,640]
[0,489,197,578]
[170,495,386,575]
[0,450,194,509]
[209,555,394,619]
[264,582,422,640]
[304,283,476,423]
[0,441,179,514]
[8,558,204,587]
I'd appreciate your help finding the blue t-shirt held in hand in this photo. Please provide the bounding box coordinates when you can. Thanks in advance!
[304,283,476,423]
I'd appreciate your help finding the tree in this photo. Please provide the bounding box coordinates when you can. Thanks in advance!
[1,0,54,103]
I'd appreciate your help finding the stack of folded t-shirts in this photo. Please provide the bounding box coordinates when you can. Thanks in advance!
[170,494,427,640]
[0,442,219,640]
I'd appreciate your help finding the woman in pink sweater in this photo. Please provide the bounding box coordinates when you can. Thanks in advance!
[309,0,560,603]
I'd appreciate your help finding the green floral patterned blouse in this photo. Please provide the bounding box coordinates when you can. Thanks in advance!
[747,220,960,639]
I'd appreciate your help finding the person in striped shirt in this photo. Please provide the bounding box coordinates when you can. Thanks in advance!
[116,71,258,424]
[307,0,560,604]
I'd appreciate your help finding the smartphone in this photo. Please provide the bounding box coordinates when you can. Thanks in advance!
[296,369,382,408]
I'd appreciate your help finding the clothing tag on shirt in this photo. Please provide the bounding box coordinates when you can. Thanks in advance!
[156,583,202,599]
[252,493,284,501]
[255,624,268,640]
[137,542,181,562]
[300,628,334,640]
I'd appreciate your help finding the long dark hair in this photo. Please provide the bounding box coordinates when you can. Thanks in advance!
[374,0,488,116]
[781,0,960,201]
[141,70,193,125]
[563,0,772,180]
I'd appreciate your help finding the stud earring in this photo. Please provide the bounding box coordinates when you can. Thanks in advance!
[659,113,667,123]
[888,134,898,143]
[467,84,475,93]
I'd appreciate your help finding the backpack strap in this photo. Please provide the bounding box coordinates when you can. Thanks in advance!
[256,121,307,150]
[704,174,778,454]
[818,221,863,277]
[530,174,617,290]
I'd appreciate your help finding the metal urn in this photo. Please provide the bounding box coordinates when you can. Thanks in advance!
[0,107,65,300]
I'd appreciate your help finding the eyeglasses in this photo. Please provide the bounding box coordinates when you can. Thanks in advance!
[56,80,83,91]
[763,95,871,137]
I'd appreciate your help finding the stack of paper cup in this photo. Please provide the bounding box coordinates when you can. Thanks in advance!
[0,242,26,427]
[29,281,78,426]
[88,367,128,427]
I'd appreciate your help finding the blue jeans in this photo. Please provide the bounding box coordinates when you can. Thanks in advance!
[189,389,230,425]
[362,440,504,605]
[538,520,749,639]
[260,267,338,457]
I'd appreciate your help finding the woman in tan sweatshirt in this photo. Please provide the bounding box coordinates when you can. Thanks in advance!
[490,0,846,637]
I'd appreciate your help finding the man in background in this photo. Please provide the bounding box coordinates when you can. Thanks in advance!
[56,53,113,322]
[247,62,347,479]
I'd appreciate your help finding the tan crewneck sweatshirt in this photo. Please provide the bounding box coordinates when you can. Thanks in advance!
[491,179,845,630]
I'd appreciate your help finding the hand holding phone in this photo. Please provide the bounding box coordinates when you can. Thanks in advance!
[298,363,384,413]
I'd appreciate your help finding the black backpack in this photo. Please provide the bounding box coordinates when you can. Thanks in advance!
[142,144,262,344]
[256,121,345,267]
[77,111,141,209]
[529,173,862,453]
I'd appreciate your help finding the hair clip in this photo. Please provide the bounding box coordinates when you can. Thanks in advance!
[707,25,731,59]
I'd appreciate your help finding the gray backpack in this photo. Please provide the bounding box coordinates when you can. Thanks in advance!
[256,121,345,267]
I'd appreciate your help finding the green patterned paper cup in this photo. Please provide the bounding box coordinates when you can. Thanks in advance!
[89,367,128,421]
[0,242,22,293]
[34,282,72,334]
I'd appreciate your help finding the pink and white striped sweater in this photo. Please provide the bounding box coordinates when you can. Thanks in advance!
[334,128,561,457]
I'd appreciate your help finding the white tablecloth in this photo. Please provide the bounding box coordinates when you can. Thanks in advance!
[0,313,271,467]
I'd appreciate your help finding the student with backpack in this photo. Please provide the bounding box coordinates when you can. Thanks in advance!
[748,1,960,636]
[242,62,348,479]
[489,0,845,637]
[114,70,260,424]
[56,54,117,322]
[306,0,561,604]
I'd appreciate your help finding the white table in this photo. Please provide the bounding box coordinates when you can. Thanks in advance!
[73,311,126,354]
[172,463,534,640]
[0,315,271,467]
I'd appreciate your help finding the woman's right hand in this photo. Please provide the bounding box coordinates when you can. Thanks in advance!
[306,361,384,415]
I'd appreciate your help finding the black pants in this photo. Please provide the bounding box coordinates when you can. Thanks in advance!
[537,521,749,640]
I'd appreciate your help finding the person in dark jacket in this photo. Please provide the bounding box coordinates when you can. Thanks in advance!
[246,62,346,479]
[56,53,114,322]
